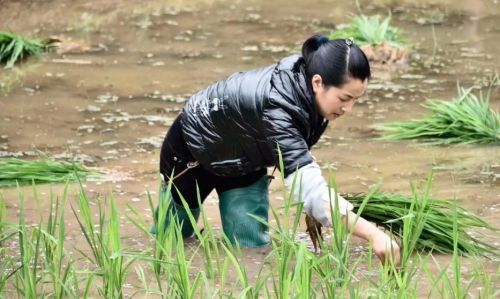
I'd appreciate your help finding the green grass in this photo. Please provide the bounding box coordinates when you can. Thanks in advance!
[0,169,498,297]
[0,158,101,188]
[329,14,405,47]
[375,83,500,144]
[0,31,57,68]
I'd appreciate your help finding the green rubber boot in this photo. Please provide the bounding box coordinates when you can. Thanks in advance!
[219,175,271,247]
[151,197,200,238]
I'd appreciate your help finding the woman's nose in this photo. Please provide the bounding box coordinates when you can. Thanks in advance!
[341,100,355,113]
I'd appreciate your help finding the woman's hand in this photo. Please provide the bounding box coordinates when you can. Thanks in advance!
[371,231,401,268]
[343,211,401,269]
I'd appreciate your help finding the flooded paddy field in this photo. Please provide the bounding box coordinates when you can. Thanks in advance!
[0,0,499,297]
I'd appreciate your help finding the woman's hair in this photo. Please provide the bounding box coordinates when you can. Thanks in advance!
[301,35,371,87]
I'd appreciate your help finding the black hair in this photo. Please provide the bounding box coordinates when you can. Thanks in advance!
[300,34,371,87]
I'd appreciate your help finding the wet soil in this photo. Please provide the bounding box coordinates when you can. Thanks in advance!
[0,0,499,296]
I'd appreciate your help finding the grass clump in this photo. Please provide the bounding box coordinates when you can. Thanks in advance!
[329,14,407,64]
[345,190,499,256]
[329,14,405,47]
[0,31,57,68]
[0,158,100,187]
[375,83,500,144]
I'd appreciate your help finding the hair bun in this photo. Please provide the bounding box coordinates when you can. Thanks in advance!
[317,36,329,47]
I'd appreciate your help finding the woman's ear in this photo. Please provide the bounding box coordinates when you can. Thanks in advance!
[311,74,323,93]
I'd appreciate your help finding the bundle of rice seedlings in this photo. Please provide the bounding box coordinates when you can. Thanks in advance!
[344,191,499,256]
[329,15,407,64]
[330,14,404,47]
[375,83,500,144]
[0,158,99,187]
[0,31,58,68]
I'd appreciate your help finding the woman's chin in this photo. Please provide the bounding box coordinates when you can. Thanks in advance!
[327,113,342,120]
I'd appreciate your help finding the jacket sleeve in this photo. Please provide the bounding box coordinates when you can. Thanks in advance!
[284,162,354,226]
[262,99,313,177]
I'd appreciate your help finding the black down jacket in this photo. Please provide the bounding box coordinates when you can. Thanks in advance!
[181,55,328,178]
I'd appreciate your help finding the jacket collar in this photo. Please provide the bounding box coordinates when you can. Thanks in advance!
[272,55,327,144]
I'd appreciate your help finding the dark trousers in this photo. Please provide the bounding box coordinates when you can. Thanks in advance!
[159,114,267,209]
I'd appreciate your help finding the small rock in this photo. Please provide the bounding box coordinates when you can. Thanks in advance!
[152,61,165,66]
[86,105,101,112]
[100,141,119,146]
[77,125,95,133]
[241,45,259,52]
[400,74,425,80]
[96,94,119,103]
[423,79,439,84]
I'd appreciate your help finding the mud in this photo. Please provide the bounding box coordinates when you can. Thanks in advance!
[0,0,499,296]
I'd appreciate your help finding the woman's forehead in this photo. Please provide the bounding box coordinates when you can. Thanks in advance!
[340,78,367,97]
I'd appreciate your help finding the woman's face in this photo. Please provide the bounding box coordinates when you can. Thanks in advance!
[312,75,368,121]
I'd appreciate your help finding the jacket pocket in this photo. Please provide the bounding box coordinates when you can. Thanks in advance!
[210,158,251,176]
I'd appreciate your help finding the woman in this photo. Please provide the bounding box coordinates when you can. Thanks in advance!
[153,35,401,267]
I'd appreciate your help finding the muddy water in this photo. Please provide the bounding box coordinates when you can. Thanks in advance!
[0,0,499,296]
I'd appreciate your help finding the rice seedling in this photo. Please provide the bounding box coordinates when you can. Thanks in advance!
[0,192,19,296]
[388,175,435,294]
[170,226,207,298]
[1,153,499,297]
[13,187,43,298]
[312,170,375,297]
[70,184,137,298]
[219,241,257,299]
[443,202,474,298]
[0,158,101,188]
[416,203,482,298]
[344,186,499,256]
[375,82,500,144]
[265,148,311,298]
[39,184,79,298]
[470,259,500,298]
[0,179,497,298]
[0,256,15,297]
[329,14,405,47]
[329,14,408,64]
[0,31,57,68]
[263,152,370,297]
[194,191,224,281]
[176,185,220,280]
[0,193,6,246]
[147,179,177,295]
